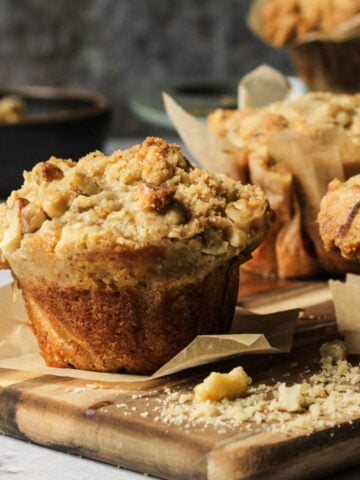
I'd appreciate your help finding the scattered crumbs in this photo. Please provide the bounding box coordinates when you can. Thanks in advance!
[151,341,360,436]
[116,403,128,409]
[140,411,149,418]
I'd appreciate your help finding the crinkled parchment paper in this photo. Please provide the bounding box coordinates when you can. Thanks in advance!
[329,274,360,354]
[0,283,298,382]
[238,64,292,108]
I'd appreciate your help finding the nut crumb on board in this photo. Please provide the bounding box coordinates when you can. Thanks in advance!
[194,366,251,402]
[155,341,360,435]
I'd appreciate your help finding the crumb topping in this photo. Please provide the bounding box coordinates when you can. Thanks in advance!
[209,92,360,153]
[0,137,272,267]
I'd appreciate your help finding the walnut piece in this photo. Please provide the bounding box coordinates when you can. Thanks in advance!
[33,161,64,184]
[139,180,177,213]
[194,366,251,402]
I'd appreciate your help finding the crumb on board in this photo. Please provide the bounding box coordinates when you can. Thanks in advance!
[155,341,360,435]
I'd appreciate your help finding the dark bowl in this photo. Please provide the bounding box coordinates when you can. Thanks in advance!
[0,85,111,197]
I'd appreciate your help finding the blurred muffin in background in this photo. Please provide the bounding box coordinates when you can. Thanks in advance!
[208,91,360,278]
[248,0,360,93]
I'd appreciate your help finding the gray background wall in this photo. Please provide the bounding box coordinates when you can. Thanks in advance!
[0,0,294,137]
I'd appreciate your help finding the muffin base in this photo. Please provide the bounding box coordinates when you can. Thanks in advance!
[20,259,240,374]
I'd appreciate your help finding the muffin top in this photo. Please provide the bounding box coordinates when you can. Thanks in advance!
[0,137,272,273]
[209,92,360,145]
[259,0,360,46]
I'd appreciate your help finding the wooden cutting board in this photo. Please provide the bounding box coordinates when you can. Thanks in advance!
[0,272,359,480]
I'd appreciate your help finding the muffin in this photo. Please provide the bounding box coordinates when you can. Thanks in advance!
[0,137,273,374]
[208,92,360,278]
[318,175,360,260]
[248,0,360,93]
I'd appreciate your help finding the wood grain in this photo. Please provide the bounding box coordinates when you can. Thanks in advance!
[0,274,359,480]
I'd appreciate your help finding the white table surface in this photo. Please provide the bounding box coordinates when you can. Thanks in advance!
[0,138,359,479]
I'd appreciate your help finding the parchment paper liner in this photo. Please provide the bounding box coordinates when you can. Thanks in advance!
[329,274,360,354]
[247,0,360,45]
[0,283,299,383]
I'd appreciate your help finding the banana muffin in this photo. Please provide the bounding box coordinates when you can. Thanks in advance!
[208,92,360,278]
[0,137,273,373]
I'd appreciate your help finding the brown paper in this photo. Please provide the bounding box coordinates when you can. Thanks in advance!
[329,274,360,354]
[163,92,240,179]
[0,282,298,382]
[248,0,360,45]
[238,64,291,108]
[266,128,345,271]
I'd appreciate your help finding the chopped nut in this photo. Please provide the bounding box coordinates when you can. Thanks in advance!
[194,366,251,402]
[70,172,100,196]
[0,198,26,253]
[139,180,177,213]
[34,161,64,184]
[19,201,47,233]
[42,191,70,218]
